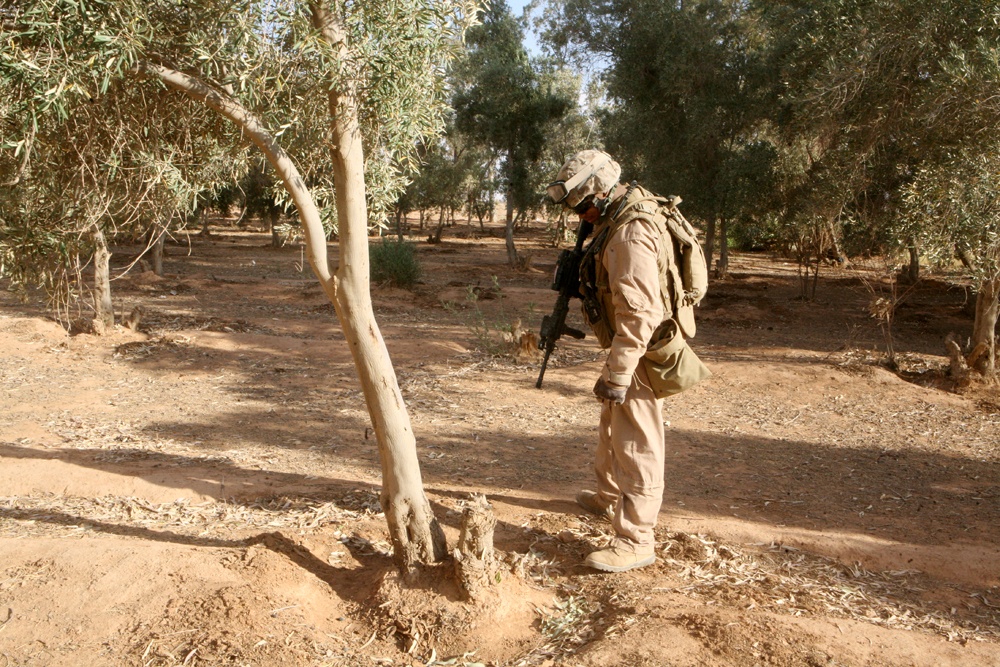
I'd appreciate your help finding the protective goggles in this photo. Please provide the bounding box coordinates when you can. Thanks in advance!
[570,196,596,215]
[545,154,612,207]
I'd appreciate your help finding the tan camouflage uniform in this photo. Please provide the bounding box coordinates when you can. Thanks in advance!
[589,195,669,554]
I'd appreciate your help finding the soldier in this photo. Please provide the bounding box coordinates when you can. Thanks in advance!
[546,149,673,573]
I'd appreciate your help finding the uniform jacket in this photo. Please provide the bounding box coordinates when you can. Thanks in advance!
[581,186,672,387]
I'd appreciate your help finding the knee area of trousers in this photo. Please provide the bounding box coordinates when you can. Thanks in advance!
[618,479,664,497]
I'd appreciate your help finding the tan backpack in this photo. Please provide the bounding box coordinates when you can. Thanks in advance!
[612,186,709,338]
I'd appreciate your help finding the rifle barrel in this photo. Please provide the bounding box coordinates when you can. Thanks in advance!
[535,347,553,388]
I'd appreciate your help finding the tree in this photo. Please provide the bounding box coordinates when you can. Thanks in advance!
[0,65,239,323]
[454,0,570,266]
[544,0,773,274]
[531,64,595,245]
[402,127,479,242]
[759,0,1000,350]
[757,0,999,246]
[1,0,477,571]
[899,148,1000,375]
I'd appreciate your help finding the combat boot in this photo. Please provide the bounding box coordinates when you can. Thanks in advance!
[584,545,655,573]
[575,490,615,522]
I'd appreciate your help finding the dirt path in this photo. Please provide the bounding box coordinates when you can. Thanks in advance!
[1,227,998,666]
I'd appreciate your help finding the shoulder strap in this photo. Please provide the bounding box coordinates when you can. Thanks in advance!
[614,195,664,221]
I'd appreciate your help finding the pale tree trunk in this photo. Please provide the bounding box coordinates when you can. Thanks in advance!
[504,192,518,267]
[704,212,717,273]
[145,47,446,573]
[826,220,848,266]
[92,225,114,333]
[269,209,282,248]
[198,208,212,237]
[149,221,166,276]
[971,274,999,375]
[310,2,445,570]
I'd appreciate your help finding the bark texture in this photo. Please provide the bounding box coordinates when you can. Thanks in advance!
[905,239,920,283]
[92,226,114,333]
[945,333,973,388]
[717,216,730,278]
[150,224,165,276]
[504,194,518,268]
[453,494,500,601]
[971,276,999,375]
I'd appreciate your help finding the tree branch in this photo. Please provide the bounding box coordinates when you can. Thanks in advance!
[2,122,35,187]
[137,60,337,297]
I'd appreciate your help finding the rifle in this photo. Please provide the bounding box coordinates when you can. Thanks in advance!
[536,220,593,388]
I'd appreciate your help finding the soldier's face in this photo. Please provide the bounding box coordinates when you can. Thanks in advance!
[579,203,601,223]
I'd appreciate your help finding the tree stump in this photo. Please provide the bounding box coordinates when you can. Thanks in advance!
[453,494,499,601]
[945,333,973,389]
[123,306,144,331]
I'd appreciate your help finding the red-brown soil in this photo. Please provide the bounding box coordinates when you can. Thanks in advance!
[1,221,998,666]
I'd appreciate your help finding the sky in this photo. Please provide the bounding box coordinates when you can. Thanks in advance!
[508,0,544,55]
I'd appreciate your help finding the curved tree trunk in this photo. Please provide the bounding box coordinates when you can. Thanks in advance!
[310,1,445,570]
[145,44,445,573]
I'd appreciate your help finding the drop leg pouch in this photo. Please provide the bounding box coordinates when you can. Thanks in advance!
[642,324,711,398]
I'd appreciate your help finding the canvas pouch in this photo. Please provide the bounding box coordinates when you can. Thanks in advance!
[642,320,712,398]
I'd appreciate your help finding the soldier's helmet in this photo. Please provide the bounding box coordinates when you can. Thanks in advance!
[546,150,621,209]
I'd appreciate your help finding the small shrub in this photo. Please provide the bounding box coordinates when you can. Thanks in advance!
[370,238,421,288]
[445,276,535,359]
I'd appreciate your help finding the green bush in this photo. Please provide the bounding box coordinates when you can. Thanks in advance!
[730,215,781,252]
[369,238,421,288]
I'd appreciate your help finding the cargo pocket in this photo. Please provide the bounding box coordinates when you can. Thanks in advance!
[614,274,653,314]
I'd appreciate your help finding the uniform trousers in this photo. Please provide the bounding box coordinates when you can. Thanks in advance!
[593,359,665,552]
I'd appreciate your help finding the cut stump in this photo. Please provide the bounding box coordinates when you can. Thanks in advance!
[453,494,499,601]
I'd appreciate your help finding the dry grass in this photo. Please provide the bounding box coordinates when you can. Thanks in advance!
[0,492,377,541]
[656,531,1000,644]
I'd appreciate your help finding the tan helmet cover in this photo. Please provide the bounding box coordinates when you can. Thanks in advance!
[554,150,621,208]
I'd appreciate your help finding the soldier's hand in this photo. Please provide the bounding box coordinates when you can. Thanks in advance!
[593,377,627,405]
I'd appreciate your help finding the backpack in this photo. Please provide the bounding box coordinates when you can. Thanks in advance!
[611,186,709,338]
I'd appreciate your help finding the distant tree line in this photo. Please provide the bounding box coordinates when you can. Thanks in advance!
[2,0,998,372]
[413,0,1000,373]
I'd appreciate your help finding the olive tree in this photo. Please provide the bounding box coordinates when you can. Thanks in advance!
[453,0,570,266]
[2,0,478,571]
[543,0,773,274]
[899,149,1000,374]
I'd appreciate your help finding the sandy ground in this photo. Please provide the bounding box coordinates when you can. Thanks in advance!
[1,221,999,667]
